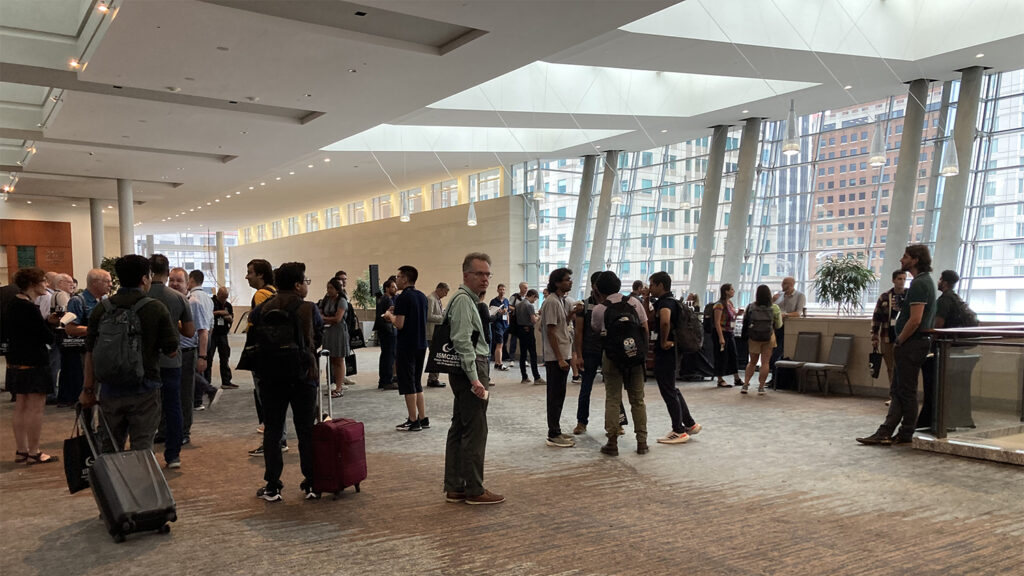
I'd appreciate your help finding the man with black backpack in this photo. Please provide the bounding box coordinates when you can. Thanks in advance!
[79,255,179,453]
[247,261,323,502]
[646,272,702,445]
[591,271,649,456]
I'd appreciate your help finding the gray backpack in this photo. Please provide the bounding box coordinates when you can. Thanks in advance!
[746,304,775,342]
[93,297,154,387]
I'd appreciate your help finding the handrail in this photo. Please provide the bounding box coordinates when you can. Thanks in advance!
[233,311,250,334]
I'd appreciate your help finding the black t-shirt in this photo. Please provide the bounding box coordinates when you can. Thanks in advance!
[374,294,393,333]
[394,287,428,350]
[212,298,233,335]
[652,292,679,342]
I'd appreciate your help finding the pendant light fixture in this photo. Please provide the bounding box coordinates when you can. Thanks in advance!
[527,202,538,230]
[868,121,887,167]
[781,99,800,157]
[609,163,623,205]
[399,190,410,222]
[467,201,478,226]
[938,138,959,177]
[533,159,544,199]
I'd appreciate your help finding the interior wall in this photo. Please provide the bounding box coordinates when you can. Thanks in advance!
[229,196,524,307]
[0,203,95,283]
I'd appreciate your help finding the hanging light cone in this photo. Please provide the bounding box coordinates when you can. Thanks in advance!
[939,138,959,177]
[467,202,477,226]
[399,191,410,222]
[609,168,623,205]
[533,159,544,199]
[527,203,538,230]
[782,99,800,157]
[868,122,887,167]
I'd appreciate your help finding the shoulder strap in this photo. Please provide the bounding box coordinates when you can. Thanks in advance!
[101,298,115,314]
[131,296,155,313]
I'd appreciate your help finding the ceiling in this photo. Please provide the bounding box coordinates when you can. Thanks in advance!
[1,0,1023,234]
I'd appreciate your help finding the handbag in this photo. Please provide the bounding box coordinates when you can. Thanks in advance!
[345,353,357,376]
[349,324,366,350]
[868,347,883,379]
[425,293,479,375]
[63,405,96,494]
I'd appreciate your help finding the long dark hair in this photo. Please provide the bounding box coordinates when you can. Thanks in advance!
[719,283,733,303]
[755,284,772,307]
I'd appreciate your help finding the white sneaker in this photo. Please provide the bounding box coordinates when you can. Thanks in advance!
[685,423,702,435]
[343,377,356,386]
[657,431,690,444]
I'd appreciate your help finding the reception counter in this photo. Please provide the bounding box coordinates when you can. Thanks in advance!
[782,317,1023,411]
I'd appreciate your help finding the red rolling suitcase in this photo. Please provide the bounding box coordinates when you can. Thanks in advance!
[313,351,367,499]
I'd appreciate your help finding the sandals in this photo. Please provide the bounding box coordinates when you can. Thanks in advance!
[330,390,344,399]
[26,452,58,465]
[14,451,28,463]
[716,380,733,388]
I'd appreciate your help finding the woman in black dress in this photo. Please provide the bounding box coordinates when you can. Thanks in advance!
[7,267,60,464]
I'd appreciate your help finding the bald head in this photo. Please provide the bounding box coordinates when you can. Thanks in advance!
[45,271,60,289]
[86,268,112,297]
[216,286,229,301]
[782,277,795,294]
[58,273,74,293]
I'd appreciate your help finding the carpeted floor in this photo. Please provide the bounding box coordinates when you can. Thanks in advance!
[1,338,1021,575]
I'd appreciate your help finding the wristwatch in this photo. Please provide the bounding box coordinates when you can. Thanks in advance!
[198,355,208,360]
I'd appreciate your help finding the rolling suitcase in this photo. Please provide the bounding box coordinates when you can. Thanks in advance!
[313,352,367,499]
[81,406,177,542]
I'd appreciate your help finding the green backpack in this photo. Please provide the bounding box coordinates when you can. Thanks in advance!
[92,297,154,387]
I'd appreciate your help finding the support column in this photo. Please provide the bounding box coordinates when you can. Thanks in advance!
[89,198,104,267]
[568,154,598,296]
[216,231,226,288]
[882,79,930,278]
[922,80,953,245]
[116,179,134,256]
[689,125,730,302]
[145,235,154,257]
[588,150,620,275]
[933,66,984,273]
[720,118,762,293]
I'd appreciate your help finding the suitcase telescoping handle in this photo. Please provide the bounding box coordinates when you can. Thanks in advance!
[319,349,333,422]
[76,402,118,458]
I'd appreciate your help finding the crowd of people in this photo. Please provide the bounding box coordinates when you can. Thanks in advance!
[0,243,979,505]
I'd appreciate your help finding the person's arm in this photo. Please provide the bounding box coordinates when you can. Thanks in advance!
[774,305,783,329]
[427,296,444,325]
[80,351,97,407]
[714,305,725,346]
[572,313,584,372]
[658,307,673,350]
[870,294,885,343]
[895,303,925,345]
[448,294,485,396]
[312,305,324,351]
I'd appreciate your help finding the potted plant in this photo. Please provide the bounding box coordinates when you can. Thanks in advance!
[351,272,377,345]
[811,255,876,316]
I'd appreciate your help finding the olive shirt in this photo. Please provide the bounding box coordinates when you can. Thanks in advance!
[447,285,489,381]
[894,271,937,338]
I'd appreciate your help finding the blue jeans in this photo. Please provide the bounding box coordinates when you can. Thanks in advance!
[576,350,603,425]
[160,367,184,463]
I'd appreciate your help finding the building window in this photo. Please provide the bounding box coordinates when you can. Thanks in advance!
[271,221,283,239]
[287,216,300,235]
[432,179,459,208]
[256,224,267,242]
[304,211,320,232]
[324,207,341,228]
[347,201,366,224]
[371,194,393,220]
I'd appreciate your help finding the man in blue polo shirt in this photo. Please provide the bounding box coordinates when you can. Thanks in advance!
[59,268,112,407]
[383,265,430,432]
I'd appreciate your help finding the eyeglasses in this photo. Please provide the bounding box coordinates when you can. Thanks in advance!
[303,278,312,285]
[469,271,493,279]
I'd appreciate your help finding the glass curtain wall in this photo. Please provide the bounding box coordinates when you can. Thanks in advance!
[135,232,237,290]
[527,68,1024,319]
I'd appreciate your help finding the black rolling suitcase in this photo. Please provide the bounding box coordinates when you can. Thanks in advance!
[81,406,177,543]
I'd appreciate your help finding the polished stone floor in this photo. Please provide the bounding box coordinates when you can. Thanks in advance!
[2,337,1022,576]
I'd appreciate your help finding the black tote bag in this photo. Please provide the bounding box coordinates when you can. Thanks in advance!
[63,405,96,494]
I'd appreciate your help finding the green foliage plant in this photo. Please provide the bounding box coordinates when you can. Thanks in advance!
[811,256,877,316]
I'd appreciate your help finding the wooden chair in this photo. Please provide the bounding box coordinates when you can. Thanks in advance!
[773,332,821,391]
[801,333,855,396]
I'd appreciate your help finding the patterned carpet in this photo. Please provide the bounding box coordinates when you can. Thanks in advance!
[2,342,1021,575]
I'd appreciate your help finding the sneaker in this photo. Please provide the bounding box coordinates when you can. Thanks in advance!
[220,382,239,389]
[636,442,650,455]
[466,490,505,505]
[545,435,574,448]
[281,444,289,453]
[303,484,320,500]
[427,380,446,388]
[256,486,282,502]
[733,377,744,388]
[398,419,422,432]
[685,423,702,436]
[571,374,581,382]
[573,423,587,435]
[257,424,265,434]
[600,441,619,456]
[343,377,357,386]
[194,404,206,411]
[396,419,415,431]
[248,445,264,457]
[757,386,766,396]
[445,491,467,503]
[379,383,399,390]
[740,385,749,394]
[657,431,690,444]
[856,433,893,446]
[182,436,191,445]
[419,417,430,429]
[166,459,181,469]
[533,378,546,385]
[520,378,531,384]
[207,388,224,409]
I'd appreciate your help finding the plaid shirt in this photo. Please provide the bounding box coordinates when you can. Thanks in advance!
[870,288,906,343]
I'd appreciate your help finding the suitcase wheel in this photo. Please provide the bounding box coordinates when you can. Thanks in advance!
[122,521,134,534]
[113,533,126,544]
[167,512,177,523]
[354,483,360,493]
[158,524,171,535]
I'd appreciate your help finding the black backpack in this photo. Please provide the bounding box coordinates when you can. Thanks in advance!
[248,299,309,381]
[672,299,704,354]
[944,292,979,328]
[702,302,717,334]
[745,303,775,342]
[603,297,648,372]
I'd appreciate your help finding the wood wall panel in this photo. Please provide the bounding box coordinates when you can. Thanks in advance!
[0,219,74,283]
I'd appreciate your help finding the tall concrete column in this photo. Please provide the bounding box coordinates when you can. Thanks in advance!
[89,198,104,267]
[145,235,154,257]
[588,150,620,275]
[933,66,984,273]
[116,179,134,256]
[720,118,762,291]
[882,79,930,278]
[568,154,598,296]
[689,125,730,302]
[216,231,226,288]
[922,80,953,245]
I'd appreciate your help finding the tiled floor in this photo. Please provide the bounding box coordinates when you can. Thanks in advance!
[2,338,1022,575]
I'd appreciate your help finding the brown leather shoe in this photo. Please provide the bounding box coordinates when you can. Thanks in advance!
[600,440,619,456]
[466,489,505,505]
[636,442,649,455]
[572,423,586,435]
[445,491,467,503]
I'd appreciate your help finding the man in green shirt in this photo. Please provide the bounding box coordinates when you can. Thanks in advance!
[857,245,937,446]
[443,252,504,505]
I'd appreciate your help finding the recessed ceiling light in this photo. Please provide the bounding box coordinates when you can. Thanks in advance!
[248,186,254,190]
[323,158,331,162]
[307,164,314,168]
[206,202,211,205]
[107,205,113,209]
[975,53,984,58]
[741,109,749,114]
[167,86,181,92]
[101,209,105,213]
[69,58,81,69]
[348,69,357,73]
[71,203,77,207]
[196,206,202,210]
[50,95,60,102]
[289,171,295,175]
[97,2,109,13]
[260,182,266,186]
[275,177,281,180]
[843,85,853,90]
[189,208,194,212]
[26,200,32,204]
[595,145,602,149]
[215,199,220,202]
[235,191,241,195]
[660,129,668,133]
[226,194,231,198]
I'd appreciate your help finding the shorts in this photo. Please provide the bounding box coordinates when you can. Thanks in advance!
[7,365,54,395]
[396,347,426,395]
[747,335,776,356]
